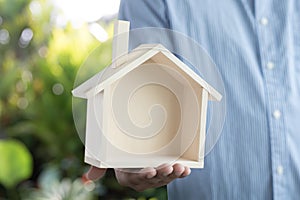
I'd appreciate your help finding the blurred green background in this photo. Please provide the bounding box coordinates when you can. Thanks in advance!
[0,0,167,199]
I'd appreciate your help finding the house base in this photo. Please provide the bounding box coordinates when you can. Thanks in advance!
[84,155,204,169]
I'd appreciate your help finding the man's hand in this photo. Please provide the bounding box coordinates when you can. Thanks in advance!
[83,164,191,192]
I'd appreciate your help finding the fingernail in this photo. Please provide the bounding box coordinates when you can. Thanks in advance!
[162,172,169,177]
[175,171,182,176]
[187,168,191,175]
[146,174,153,179]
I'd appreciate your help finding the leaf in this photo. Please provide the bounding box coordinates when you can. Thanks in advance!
[0,139,33,188]
[37,165,60,190]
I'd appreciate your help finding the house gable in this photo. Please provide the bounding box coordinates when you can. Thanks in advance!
[151,49,222,101]
[72,44,162,99]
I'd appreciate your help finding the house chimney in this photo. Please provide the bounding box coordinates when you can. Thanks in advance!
[111,20,130,68]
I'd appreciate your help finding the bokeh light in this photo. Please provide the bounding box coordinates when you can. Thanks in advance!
[0,29,10,45]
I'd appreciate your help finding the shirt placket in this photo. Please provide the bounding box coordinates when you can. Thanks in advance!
[255,1,288,199]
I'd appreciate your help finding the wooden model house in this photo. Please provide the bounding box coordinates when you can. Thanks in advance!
[72,20,222,168]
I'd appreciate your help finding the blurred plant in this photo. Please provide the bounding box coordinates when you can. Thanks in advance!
[0,140,33,199]
[0,0,103,198]
[27,178,93,200]
[0,0,167,199]
[23,166,95,200]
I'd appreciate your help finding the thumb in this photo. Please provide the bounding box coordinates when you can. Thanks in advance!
[83,166,107,182]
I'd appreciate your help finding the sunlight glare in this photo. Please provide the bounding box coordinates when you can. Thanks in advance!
[53,0,120,24]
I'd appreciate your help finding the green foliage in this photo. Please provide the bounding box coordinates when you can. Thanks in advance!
[0,0,167,199]
[23,166,94,200]
[0,140,33,189]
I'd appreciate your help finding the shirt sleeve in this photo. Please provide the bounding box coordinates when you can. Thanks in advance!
[118,0,170,29]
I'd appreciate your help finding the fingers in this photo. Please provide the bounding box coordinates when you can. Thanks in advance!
[139,167,157,179]
[180,166,191,178]
[171,163,191,178]
[82,163,191,192]
[156,163,174,178]
[114,163,191,192]
[84,166,107,181]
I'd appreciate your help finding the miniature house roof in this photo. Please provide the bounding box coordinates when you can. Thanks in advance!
[72,21,222,102]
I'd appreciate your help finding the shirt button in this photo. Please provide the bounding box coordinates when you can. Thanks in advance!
[260,17,269,25]
[266,62,274,70]
[273,110,281,119]
[276,165,284,175]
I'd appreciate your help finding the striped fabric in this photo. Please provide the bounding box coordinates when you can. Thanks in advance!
[118,0,300,199]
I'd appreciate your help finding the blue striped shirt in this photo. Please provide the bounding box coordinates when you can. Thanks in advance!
[118,0,300,199]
